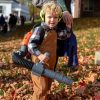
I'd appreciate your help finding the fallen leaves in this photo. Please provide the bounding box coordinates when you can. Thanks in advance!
[0,18,100,99]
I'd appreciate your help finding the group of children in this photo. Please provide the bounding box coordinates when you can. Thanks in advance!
[17,0,79,100]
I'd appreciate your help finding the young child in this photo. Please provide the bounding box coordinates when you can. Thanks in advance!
[32,0,73,29]
[28,1,69,100]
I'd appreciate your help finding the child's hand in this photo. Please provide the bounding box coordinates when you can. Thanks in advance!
[38,54,46,62]
[63,11,73,29]
[38,53,49,63]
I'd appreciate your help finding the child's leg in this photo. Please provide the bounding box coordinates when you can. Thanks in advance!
[31,54,54,100]
[31,73,52,100]
[63,32,78,67]
[67,32,78,67]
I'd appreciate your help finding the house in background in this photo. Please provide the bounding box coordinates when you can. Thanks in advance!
[0,0,30,21]
[71,0,100,18]
[81,0,100,17]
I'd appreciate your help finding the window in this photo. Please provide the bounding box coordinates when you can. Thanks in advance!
[0,6,3,13]
[0,6,5,14]
[83,0,94,11]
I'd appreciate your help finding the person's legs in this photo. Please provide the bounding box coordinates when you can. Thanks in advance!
[31,74,52,100]
[63,32,78,67]
[68,33,78,67]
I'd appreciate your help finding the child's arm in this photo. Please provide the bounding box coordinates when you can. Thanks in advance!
[28,27,42,56]
[57,0,73,29]
[28,27,49,63]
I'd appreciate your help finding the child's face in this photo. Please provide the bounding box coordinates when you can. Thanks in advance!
[45,12,59,29]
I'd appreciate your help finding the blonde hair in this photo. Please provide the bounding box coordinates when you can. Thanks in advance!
[42,1,62,17]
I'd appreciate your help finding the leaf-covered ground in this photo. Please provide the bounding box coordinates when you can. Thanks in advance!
[0,18,100,100]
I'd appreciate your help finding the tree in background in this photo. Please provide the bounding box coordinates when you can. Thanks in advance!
[18,0,40,23]
[28,2,35,23]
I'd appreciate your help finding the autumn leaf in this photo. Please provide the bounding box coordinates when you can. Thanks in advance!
[0,18,100,99]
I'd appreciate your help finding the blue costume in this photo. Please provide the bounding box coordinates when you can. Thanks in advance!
[57,31,78,67]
